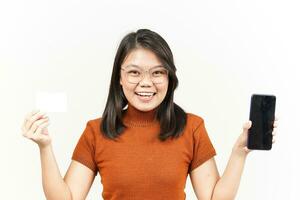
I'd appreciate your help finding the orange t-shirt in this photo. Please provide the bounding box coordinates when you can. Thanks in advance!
[72,104,216,200]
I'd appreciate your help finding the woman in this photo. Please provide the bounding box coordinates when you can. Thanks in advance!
[22,29,278,200]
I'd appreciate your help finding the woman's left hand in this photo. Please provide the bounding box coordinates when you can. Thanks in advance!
[232,117,279,157]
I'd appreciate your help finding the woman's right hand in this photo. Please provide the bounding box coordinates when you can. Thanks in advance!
[22,110,52,148]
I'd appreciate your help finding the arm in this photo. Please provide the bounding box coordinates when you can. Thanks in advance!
[190,121,251,200]
[189,151,246,200]
[211,150,246,200]
[40,144,96,200]
[64,160,96,200]
[22,110,96,200]
[39,144,72,200]
[189,157,220,200]
[211,121,254,200]
[190,119,278,200]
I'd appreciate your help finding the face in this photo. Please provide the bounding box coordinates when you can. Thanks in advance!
[120,48,169,112]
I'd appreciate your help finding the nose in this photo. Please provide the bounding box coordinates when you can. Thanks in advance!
[138,72,153,86]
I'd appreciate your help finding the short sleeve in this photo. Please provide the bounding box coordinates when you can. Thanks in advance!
[189,119,217,173]
[72,121,98,175]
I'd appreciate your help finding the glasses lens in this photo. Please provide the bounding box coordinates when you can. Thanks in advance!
[123,67,168,84]
[150,68,168,84]
[124,68,141,84]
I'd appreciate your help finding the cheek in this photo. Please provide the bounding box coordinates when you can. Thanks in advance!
[157,84,168,96]
[122,84,136,96]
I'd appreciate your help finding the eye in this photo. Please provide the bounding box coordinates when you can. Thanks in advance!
[128,70,140,76]
[153,69,167,76]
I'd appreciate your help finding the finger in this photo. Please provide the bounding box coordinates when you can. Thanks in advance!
[32,117,49,133]
[272,129,277,136]
[243,121,252,133]
[273,121,278,128]
[21,125,28,136]
[36,121,50,134]
[27,119,49,140]
[25,111,42,130]
[23,109,40,129]
[25,109,40,121]
[21,109,40,135]
[31,109,40,116]
[27,117,49,137]
[25,111,47,130]
[38,112,48,119]
[31,121,50,140]
[244,146,252,153]
[43,129,49,135]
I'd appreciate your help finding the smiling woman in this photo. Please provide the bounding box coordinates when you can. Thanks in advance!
[21,28,277,200]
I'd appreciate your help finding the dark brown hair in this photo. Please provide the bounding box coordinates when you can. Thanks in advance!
[100,29,187,141]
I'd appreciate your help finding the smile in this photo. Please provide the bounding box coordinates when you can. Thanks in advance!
[135,92,156,101]
[135,92,156,97]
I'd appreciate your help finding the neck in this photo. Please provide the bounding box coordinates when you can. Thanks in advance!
[122,103,159,127]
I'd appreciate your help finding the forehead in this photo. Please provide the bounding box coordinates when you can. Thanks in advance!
[121,48,163,69]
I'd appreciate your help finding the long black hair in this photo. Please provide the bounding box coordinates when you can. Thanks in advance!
[100,29,187,142]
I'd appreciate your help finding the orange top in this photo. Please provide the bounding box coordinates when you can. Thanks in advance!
[72,104,216,200]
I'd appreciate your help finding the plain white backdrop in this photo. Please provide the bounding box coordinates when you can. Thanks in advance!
[1,0,299,199]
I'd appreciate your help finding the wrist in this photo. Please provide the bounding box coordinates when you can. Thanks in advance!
[38,143,52,151]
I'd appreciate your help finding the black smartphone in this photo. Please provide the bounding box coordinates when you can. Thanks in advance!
[247,94,276,150]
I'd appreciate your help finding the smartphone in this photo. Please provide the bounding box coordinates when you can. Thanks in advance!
[247,94,276,150]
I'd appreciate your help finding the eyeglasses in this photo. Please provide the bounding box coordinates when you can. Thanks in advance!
[121,66,169,84]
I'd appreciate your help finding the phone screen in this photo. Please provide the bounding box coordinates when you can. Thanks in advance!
[247,94,276,150]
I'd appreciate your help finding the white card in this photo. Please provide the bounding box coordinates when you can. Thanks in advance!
[35,92,68,113]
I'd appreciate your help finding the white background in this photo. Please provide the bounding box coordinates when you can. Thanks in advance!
[1,0,299,199]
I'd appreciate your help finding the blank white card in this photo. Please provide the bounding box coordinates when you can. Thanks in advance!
[35,92,68,113]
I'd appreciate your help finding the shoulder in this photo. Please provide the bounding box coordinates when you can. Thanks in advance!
[86,117,102,128]
[186,112,205,127]
[82,117,103,138]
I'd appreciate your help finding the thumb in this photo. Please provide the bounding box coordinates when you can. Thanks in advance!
[243,120,252,133]
[243,146,252,153]
[42,128,49,135]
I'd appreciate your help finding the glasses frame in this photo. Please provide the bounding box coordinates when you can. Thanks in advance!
[121,66,169,84]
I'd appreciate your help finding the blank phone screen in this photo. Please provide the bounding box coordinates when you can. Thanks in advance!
[247,94,276,150]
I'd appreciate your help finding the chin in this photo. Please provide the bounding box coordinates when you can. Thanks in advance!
[132,101,160,112]
[136,104,156,112]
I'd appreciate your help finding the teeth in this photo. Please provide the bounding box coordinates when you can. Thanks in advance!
[136,92,154,96]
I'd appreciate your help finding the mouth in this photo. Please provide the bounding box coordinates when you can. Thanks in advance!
[135,92,157,101]
[135,92,156,97]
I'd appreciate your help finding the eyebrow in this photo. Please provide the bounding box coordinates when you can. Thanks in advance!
[124,64,165,69]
